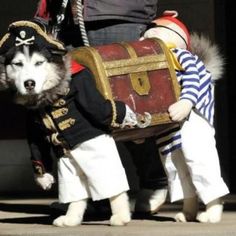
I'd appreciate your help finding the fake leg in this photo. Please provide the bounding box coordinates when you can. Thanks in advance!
[175,196,199,222]
[109,192,131,226]
[53,199,87,227]
[181,111,229,223]
[160,149,198,222]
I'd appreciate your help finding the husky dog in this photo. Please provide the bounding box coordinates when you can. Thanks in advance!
[0,21,138,227]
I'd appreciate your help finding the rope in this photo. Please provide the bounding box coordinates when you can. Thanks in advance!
[73,0,90,46]
[54,0,90,46]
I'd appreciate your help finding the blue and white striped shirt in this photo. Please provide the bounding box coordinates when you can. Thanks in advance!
[156,48,215,156]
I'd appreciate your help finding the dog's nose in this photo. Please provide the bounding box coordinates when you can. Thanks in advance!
[24,80,35,91]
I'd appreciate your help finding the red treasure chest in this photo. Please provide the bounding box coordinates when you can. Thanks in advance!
[70,38,180,141]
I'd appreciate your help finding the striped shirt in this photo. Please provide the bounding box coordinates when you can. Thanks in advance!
[156,48,215,156]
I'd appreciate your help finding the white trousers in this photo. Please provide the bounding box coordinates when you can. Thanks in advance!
[57,134,129,203]
[160,111,229,204]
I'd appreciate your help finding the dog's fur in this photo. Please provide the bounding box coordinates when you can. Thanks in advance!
[0,44,131,227]
[190,32,224,81]
[0,45,70,106]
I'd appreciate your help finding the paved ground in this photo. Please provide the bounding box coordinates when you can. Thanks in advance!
[0,195,235,236]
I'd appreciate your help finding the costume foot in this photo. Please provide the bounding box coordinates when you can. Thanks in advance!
[53,215,82,227]
[197,199,223,223]
[135,188,167,213]
[175,212,187,222]
[149,189,168,213]
[175,212,196,222]
[110,213,131,226]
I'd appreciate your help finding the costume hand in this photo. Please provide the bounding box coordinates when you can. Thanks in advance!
[121,105,138,128]
[35,173,55,190]
[168,99,193,121]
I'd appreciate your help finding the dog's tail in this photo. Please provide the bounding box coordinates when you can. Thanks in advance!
[190,32,224,81]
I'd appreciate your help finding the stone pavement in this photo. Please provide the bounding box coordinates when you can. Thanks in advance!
[0,195,235,236]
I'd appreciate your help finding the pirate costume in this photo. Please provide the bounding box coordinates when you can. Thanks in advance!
[143,11,229,206]
[0,21,133,202]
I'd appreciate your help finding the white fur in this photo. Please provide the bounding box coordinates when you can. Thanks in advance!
[53,199,87,227]
[0,46,70,107]
[53,192,131,227]
[109,192,131,226]
[6,49,64,95]
[197,199,223,223]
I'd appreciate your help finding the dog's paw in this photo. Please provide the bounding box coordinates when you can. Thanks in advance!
[197,210,222,223]
[53,215,82,227]
[197,202,223,223]
[175,212,196,222]
[110,213,131,226]
[175,212,187,222]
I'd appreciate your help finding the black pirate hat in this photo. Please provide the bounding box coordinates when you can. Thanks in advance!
[0,20,66,55]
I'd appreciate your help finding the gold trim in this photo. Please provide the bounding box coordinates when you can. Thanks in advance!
[110,100,120,128]
[0,33,10,48]
[103,55,168,77]
[151,38,180,101]
[130,71,151,96]
[70,47,113,100]
[51,133,62,145]
[42,113,57,132]
[54,98,66,107]
[51,107,68,119]
[58,118,76,130]
[120,42,151,96]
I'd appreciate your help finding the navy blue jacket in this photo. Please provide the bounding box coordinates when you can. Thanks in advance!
[27,68,125,175]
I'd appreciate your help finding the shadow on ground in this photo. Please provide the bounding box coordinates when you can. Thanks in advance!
[0,200,176,225]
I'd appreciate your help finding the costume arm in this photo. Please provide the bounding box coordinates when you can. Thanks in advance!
[26,110,54,176]
[175,48,200,106]
[168,49,200,121]
[72,68,127,127]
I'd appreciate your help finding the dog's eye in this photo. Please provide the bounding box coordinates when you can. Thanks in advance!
[35,61,45,66]
[12,62,23,67]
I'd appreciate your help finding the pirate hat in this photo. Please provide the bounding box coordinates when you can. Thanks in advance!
[0,20,66,55]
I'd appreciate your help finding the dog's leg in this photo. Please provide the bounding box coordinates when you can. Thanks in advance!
[175,196,199,222]
[109,192,131,226]
[197,198,223,223]
[53,199,87,227]
[135,188,168,213]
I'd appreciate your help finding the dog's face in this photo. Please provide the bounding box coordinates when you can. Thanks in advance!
[2,45,66,96]
[6,46,65,95]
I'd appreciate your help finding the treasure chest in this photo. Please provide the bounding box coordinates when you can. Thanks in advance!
[70,38,180,141]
